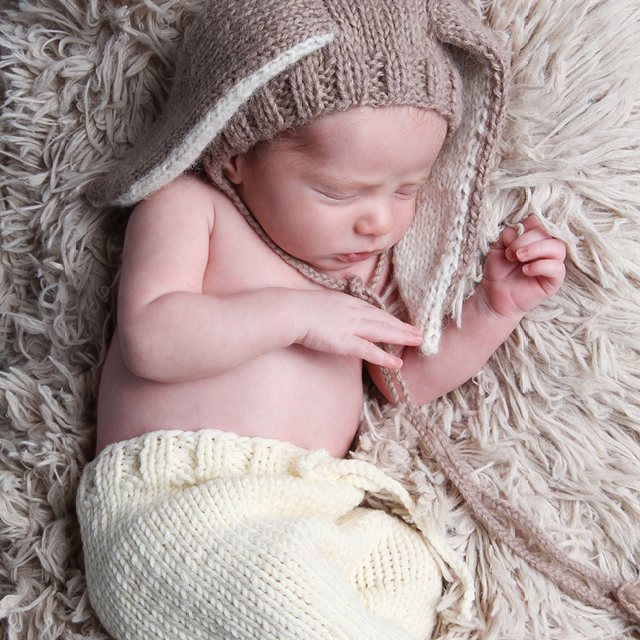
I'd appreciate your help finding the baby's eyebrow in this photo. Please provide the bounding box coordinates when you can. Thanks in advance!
[307,171,371,190]
[326,177,373,190]
[312,169,434,190]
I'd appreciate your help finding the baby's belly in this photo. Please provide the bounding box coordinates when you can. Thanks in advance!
[96,332,365,458]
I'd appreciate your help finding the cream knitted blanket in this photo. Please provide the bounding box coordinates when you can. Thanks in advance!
[76,429,471,640]
[1,1,639,639]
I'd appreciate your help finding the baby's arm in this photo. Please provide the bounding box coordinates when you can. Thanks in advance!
[117,177,421,383]
[370,215,566,404]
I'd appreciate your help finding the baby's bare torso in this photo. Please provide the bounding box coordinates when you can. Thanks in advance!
[96,186,385,457]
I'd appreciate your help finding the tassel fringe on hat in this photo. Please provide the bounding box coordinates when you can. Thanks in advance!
[88,0,509,355]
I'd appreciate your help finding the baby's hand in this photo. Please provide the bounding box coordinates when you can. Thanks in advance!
[295,290,422,369]
[478,214,566,320]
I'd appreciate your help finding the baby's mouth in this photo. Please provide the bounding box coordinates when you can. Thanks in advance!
[337,252,376,263]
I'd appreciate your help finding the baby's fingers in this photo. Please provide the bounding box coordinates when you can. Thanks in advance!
[355,338,405,369]
[522,258,566,292]
[508,237,566,264]
[368,314,423,347]
[352,312,422,368]
[503,214,557,254]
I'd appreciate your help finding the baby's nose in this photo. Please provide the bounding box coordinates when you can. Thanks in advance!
[355,203,394,236]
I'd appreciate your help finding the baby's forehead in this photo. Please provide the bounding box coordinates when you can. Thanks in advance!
[241,105,448,190]
[243,116,342,165]
[259,105,446,158]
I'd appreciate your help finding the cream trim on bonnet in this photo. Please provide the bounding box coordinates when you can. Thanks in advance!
[112,33,335,208]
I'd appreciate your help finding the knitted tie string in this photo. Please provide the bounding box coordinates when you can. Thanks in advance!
[229,187,640,624]
[378,304,640,625]
[391,376,640,623]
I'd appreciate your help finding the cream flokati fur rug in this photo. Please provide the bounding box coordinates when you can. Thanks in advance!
[0,0,639,638]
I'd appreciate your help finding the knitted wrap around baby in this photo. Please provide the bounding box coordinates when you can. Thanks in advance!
[76,430,474,640]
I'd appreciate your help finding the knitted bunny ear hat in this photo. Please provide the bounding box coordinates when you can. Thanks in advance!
[89,0,509,354]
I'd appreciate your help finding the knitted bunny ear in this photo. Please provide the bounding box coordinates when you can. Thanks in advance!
[393,0,510,355]
[87,0,335,207]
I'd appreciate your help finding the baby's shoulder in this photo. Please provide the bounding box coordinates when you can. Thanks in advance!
[150,173,222,204]
[135,174,235,225]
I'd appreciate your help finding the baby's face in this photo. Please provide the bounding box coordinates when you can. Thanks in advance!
[224,106,447,277]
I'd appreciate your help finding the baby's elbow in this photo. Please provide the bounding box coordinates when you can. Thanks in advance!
[118,325,167,382]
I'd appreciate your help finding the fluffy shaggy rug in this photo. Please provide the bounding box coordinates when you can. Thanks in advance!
[1,0,639,639]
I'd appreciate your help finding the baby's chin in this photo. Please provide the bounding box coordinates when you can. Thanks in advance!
[306,252,385,283]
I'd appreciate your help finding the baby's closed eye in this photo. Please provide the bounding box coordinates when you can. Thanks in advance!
[315,188,359,202]
[394,186,421,200]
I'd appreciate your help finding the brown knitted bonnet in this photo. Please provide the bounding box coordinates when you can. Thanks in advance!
[89,0,510,354]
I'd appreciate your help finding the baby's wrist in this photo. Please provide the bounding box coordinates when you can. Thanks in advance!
[467,286,525,334]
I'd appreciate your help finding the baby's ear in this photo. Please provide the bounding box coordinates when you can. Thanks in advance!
[222,156,244,184]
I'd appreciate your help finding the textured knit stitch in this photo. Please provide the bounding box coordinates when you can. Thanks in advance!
[114,33,335,208]
[76,429,474,640]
